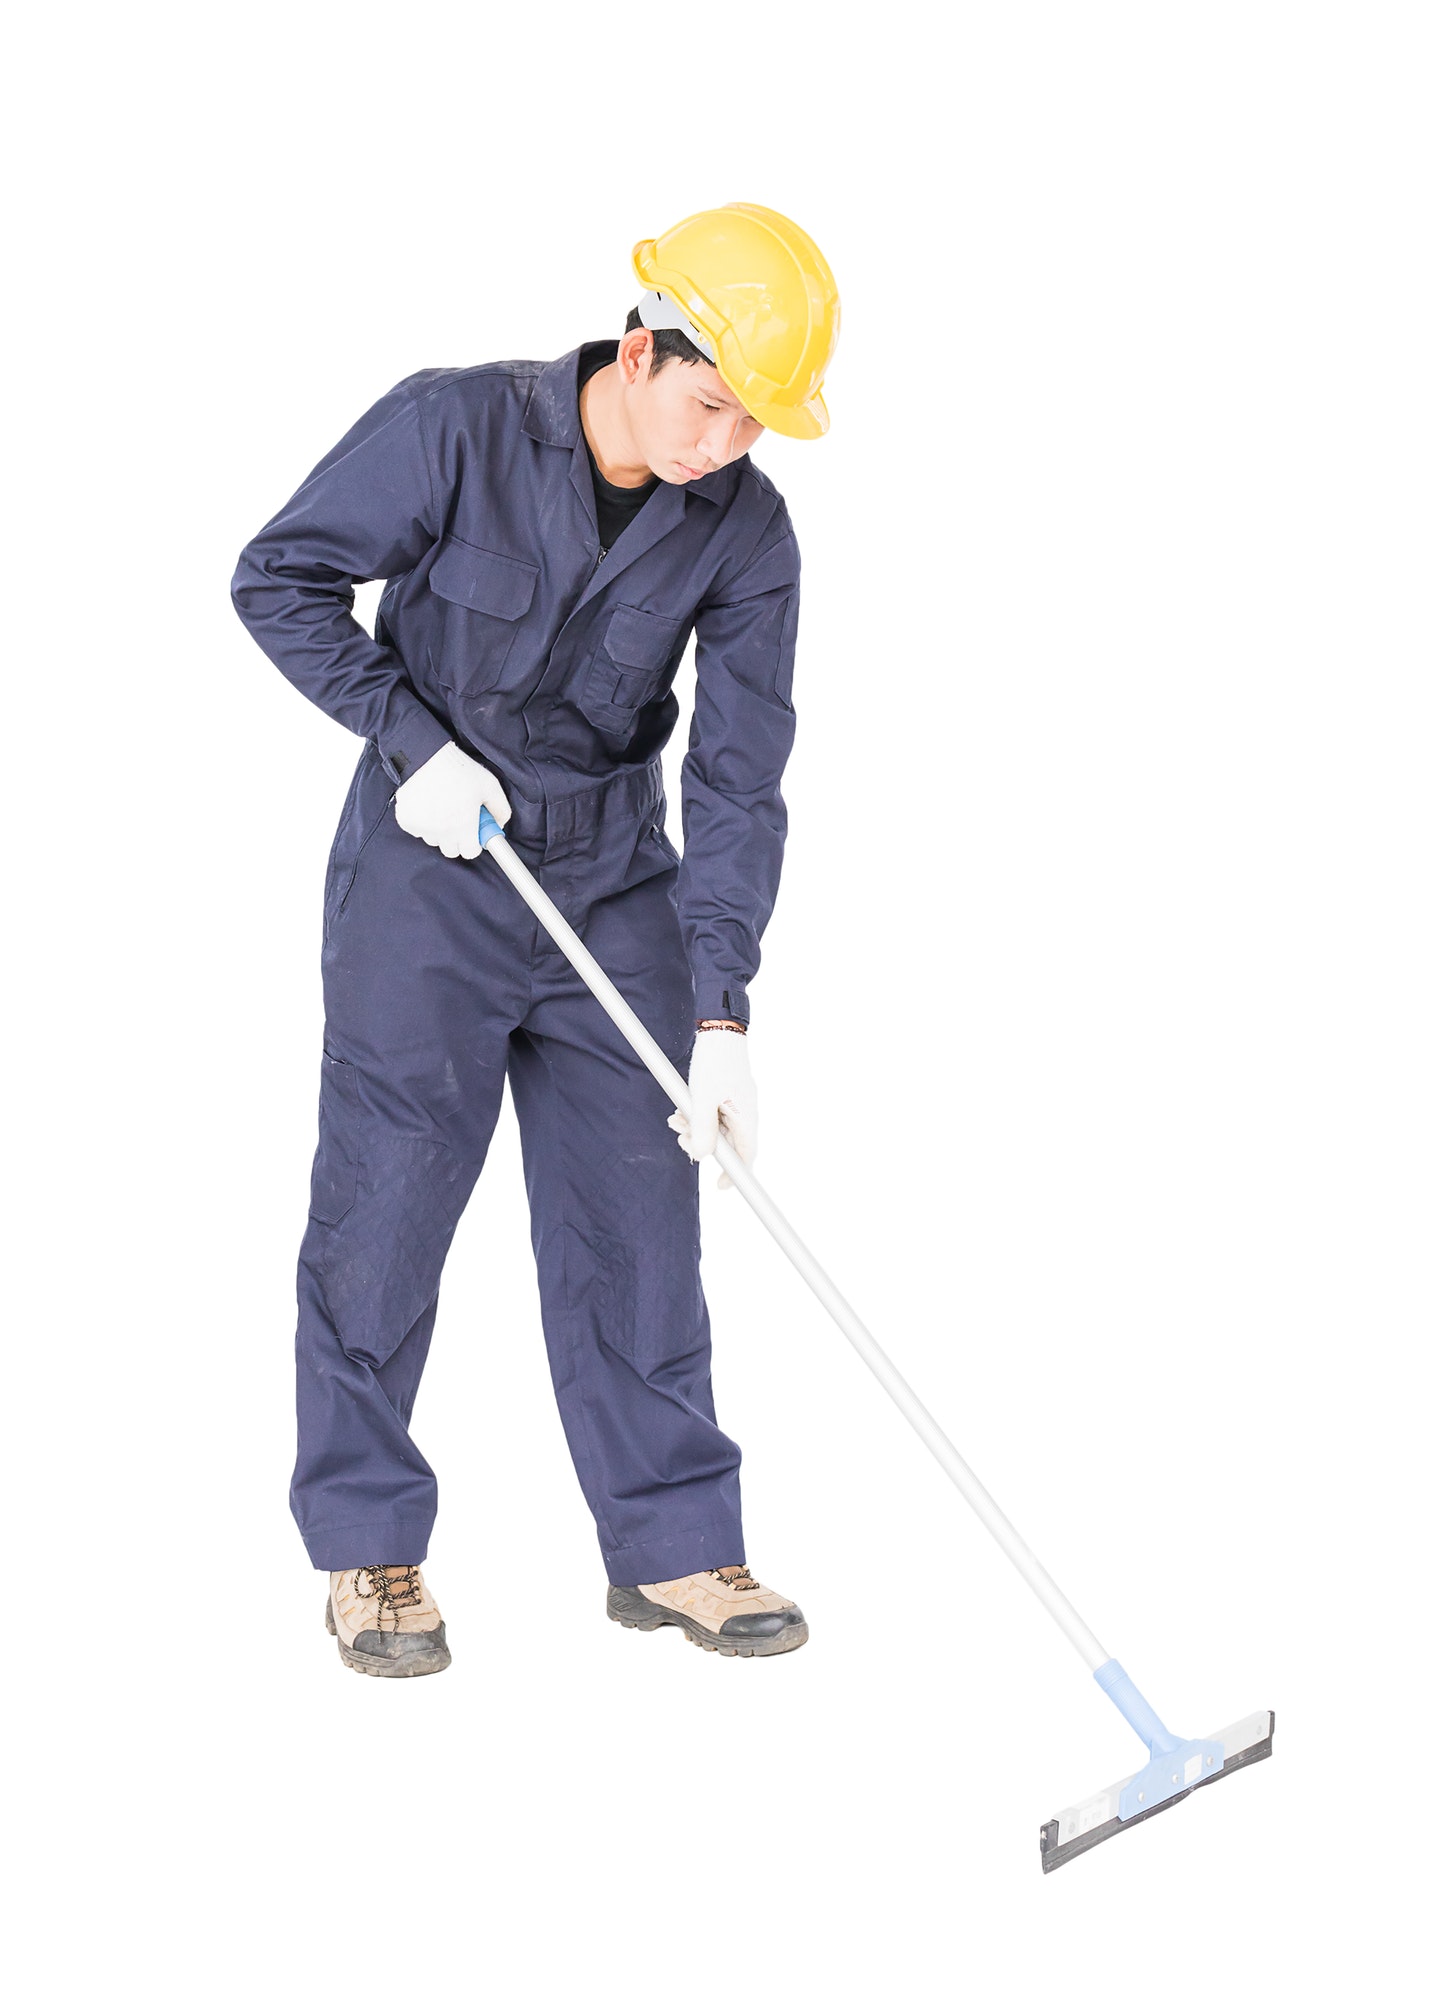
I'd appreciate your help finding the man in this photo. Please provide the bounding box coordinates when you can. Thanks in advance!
[231,203,840,1678]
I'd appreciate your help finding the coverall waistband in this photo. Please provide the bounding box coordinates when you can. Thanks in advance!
[501,759,665,861]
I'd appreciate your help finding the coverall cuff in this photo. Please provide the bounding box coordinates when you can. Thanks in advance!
[377,704,455,789]
[602,1525,746,1589]
[299,1517,433,1572]
[691,978,750,1028]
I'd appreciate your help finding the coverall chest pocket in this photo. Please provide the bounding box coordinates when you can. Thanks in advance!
[427,535,539,694]
[579,604,683,737]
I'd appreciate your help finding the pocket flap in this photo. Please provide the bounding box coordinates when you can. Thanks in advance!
[604,603,682,668]
[429,537,538,621]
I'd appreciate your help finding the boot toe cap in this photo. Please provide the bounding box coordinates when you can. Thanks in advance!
[351,1621,451,1668]
[719,1604,806,1640]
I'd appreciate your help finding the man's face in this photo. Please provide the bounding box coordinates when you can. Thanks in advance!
[618,328,765,483]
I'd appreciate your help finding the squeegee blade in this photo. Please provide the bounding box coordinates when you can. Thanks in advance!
[1039,1710,1274,1874]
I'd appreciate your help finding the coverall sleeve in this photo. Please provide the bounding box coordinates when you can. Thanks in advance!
[679,520,802,1026]
[229,380,452,785]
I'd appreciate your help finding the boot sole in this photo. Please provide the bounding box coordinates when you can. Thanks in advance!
[606,1584,808,1658]
[325,1597,452,1678]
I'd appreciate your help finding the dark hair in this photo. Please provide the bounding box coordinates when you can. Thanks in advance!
[625,304,708,372]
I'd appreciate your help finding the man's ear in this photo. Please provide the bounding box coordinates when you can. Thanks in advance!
[617,327,654,385]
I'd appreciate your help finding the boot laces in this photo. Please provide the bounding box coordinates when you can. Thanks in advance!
[354,1565,423,1631]
[710,1565,760,1592]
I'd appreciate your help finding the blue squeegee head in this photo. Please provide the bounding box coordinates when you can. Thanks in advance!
[1040,1711,1275,1873]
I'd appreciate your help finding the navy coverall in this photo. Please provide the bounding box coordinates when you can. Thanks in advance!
[231,341,801,1583]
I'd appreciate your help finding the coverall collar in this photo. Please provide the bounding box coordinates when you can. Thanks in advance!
[522,344,729,505]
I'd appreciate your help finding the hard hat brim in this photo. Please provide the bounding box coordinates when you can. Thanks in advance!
[742,388,830,440]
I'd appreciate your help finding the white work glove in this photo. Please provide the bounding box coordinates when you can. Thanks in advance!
[393,741,511,859]
[668,1027,757,1191]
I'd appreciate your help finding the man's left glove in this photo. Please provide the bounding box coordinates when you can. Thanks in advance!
[393,741,512,859]
[668,1027,757,1191]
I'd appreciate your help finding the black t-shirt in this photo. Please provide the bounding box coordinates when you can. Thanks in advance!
[577,342,659,553]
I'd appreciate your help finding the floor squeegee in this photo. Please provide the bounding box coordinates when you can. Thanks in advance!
[476,807,1275,1871]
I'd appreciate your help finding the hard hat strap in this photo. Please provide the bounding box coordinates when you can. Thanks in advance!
[636,289,717,365]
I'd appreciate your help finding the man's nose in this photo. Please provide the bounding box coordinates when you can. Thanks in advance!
[699,412,746,467]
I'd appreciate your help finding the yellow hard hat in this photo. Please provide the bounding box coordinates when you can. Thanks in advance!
[632,203,840,440]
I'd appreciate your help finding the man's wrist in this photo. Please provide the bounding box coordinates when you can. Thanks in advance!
[696,1018,747,1035]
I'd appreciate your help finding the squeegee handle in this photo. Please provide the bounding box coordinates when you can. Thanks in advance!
[474,807,1110,1672]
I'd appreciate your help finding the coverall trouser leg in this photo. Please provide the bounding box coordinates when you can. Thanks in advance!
[289,748,746,1585]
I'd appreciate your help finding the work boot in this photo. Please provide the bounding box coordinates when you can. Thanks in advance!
[607,1564,808,1657]
[325,1565,452,1678]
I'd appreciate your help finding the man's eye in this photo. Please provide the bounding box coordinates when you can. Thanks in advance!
[700,400,721,411]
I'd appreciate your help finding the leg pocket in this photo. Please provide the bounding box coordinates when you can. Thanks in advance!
[309,1053,359,1224]
[323,747,396,941]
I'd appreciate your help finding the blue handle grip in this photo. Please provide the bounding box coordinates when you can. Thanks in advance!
[477,807,506,845]
[1094,1660,1180,1755]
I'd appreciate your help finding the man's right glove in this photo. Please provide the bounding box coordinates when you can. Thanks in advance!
[393,741,511,859]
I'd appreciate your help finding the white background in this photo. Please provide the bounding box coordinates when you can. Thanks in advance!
[9,3,1437,1993]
